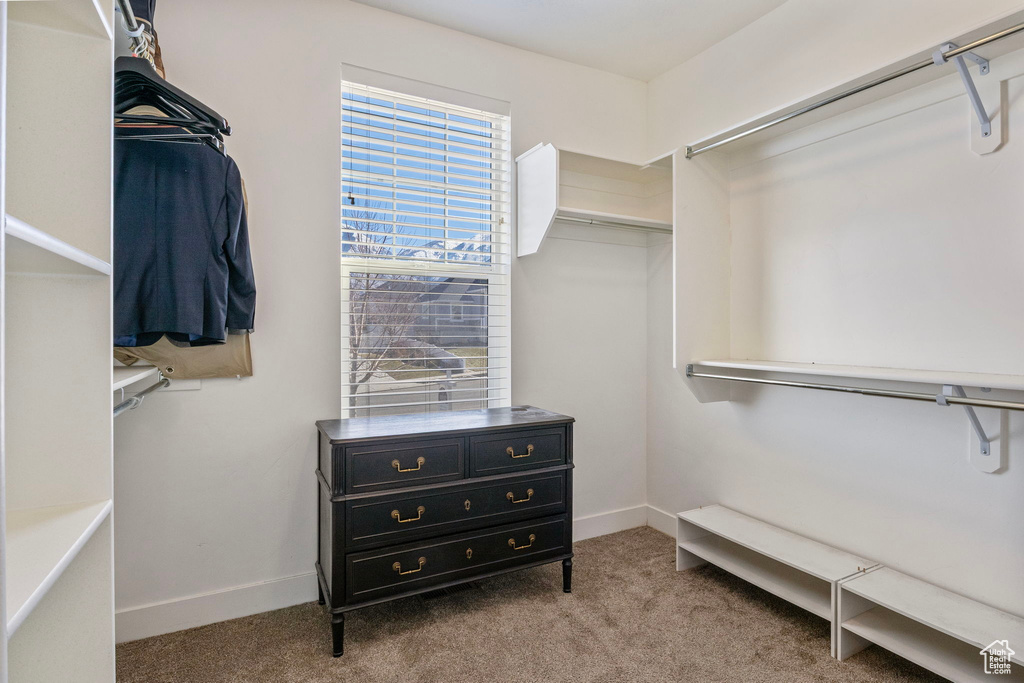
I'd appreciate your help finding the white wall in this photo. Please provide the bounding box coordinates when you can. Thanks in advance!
[647,0,1024,616]
[112,0,650,641]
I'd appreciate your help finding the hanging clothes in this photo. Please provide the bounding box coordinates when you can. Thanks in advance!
[129,0,156,23]
[115,333,252,379]
[113,123,256,348]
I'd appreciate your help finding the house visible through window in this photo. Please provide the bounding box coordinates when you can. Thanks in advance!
[341,81,511,417]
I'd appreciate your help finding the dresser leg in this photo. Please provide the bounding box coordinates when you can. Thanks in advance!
[318,583,325,606]
[562,558,572,593]
[331,613,345,657]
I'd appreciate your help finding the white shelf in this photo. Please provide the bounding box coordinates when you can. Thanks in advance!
[555,207,672,233]
[680,535,831,619]
[559,148,672,184]
[5,214,111,276]
[842,567,1024,666]
[8,0,112,40]
[516,143,673,256]
[843,606,1024,682]
[690,359,1024,392]
[678,505,873,583]
[5,500,113,635]
[113,366,160,392]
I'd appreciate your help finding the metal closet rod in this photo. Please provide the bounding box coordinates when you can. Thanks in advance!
[556,215,672,234]
[116,0,140,32]
[686,367,1024,412]
[114,376,170,418]
[685,20,1024,158]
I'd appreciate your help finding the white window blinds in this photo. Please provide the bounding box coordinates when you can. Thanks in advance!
[341,81,511,418]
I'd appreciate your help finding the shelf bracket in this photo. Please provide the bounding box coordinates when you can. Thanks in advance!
[933,42,991,137]
[937,385,990,456]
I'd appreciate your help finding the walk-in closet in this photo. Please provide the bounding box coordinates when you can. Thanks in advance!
[0,1,1021,681]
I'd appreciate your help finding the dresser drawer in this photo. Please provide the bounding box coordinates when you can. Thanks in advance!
[346,472,566,548]
[345,438,464,494]
[469,428,566,476]
[345,517,568,603]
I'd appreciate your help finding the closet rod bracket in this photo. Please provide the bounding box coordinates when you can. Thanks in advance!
[937,385,990,456]
[933,42,992,137]
[113,371,170,417]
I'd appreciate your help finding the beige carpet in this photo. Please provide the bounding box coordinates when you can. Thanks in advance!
[117,527,941,683]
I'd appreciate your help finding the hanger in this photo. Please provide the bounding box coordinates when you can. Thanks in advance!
[115,56,231,135]
[114,129,225,153]
[115,56,231,154]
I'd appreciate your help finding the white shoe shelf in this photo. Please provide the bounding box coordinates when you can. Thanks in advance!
[678,505,1024,680]
[839,566,1024,682]
[677,505,875,657]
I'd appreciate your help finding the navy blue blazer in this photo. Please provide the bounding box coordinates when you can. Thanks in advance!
[114,130,256,346]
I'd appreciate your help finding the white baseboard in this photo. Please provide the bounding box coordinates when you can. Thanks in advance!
[116,505,659,643]
[115,572,318,643]
[645,504,676,538]
[573,505,648,541]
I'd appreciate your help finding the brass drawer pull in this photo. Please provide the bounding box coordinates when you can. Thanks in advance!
[508,534,536,551]
[506,488,534,504]
[391,506,425,523]
[393,557,426,575]
[506,444,534,459]
[392,456,425,473]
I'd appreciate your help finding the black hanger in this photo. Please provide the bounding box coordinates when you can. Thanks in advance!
[114,131,225,154]
[115,90,223,134]
[115,56,231,135]
[115,56,230,154]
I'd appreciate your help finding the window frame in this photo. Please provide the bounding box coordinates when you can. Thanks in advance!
[340,81,512,418]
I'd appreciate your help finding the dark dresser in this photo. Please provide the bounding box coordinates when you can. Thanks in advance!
[315,405,574,656]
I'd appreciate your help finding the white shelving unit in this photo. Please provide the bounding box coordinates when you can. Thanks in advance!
[677,505,876,656]
[0,0,116,680]
[838,567,1024,681]
[515,143,672,256]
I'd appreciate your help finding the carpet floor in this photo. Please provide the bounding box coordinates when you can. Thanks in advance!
[116,527,942,683]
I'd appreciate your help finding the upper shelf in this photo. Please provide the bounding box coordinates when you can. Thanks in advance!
[113,366,161,392]
[9,0,112,40]
[690,359,1024,392]
[685,8,1024,158]
[5,499,112,635]
[516,143,673,256]
[5,215,111,277]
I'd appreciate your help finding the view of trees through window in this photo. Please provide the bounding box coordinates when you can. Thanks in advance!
[341,83,509,416]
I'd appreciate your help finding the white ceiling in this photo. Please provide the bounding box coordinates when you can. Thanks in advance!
[350,0,788,81]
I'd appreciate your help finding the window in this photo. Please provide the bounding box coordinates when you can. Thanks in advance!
[341,81,511,417]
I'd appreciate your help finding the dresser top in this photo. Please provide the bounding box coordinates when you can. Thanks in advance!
[317,406,573,444]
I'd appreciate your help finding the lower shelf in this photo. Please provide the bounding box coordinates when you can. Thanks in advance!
[5,499,113,634]
[679,535,831,620]
[113,364,159,392]
[843,606,1024,682]
[7,515,116,683]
